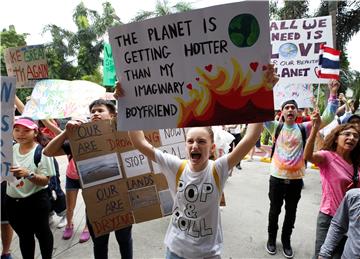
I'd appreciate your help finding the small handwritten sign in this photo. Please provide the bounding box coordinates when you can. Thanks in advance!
[4,45,48,88]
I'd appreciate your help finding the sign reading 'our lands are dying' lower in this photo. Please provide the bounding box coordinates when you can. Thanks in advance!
[109,2,273,130]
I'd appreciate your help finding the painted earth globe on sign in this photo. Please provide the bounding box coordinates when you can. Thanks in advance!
[228,14,260,47]
[279,43,298,59]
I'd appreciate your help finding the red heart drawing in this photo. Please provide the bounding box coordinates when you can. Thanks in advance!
[314,67,320,78]
[205,64,213,72]
[186,83,193,90]
[250,62,259,72]
[262,65,267,71]
[195,77,200,81]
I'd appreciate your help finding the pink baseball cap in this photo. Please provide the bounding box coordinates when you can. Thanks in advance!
[13,118,38,130]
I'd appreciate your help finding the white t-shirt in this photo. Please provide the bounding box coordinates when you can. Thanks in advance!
[7,144,55,198]
[155,149,229,259]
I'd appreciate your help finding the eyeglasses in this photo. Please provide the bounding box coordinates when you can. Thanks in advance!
[339,131,360,140]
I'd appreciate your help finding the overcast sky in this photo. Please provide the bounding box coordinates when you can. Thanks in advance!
[1,0,359,71]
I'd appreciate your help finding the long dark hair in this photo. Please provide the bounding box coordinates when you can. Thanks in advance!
[322,123,360,165]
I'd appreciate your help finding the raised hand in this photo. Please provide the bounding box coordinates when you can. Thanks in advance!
[265,64,279,88]
[328,79,340,96]
[113,81,125,99]
[311,109,321,130]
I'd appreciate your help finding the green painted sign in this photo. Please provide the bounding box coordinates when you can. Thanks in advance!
[103,43,116,87]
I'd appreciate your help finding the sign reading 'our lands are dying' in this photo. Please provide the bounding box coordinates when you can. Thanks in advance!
[109,2,273,130]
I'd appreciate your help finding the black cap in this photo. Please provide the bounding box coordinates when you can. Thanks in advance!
[346,114,360,123]
[281,99,298,110]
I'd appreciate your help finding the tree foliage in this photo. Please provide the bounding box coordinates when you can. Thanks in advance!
[0,25,28,76]
[43,2,120,83]
[270,0,309,20]
[132,0,192,22]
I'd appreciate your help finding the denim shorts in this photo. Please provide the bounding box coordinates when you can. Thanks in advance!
[65,176,81,191]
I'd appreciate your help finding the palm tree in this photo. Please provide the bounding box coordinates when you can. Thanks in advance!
[43,2,120,82]
[132,0,192,22]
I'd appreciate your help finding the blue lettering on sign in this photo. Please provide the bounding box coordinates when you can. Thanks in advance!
[1,81,12,103]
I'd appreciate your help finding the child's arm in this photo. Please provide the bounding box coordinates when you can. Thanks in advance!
[128,130,156,162]
[43,120,80,156]
[10,166,50,186]
[227,123,263,169]
[41,119,62,136]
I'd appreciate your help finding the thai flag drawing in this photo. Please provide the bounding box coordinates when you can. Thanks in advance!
[318,44,341,80]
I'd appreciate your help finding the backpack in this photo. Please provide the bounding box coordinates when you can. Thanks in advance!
[270,122,307,159]
[34,145,66,215]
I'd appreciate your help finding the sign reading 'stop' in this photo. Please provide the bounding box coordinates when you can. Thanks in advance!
[109,1,273,130]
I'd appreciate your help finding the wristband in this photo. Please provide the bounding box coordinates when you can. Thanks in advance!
[26,172,35,180]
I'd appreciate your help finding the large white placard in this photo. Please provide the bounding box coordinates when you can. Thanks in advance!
[109,1,273,130]
[271,16,333,84]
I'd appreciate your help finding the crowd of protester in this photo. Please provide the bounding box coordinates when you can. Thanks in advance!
[1,75,359,259]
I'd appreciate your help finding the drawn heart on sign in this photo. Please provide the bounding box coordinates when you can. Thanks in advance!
[250,62,259,72]
[205,64,213,72]
[262,65,268,71]
[186,83,193,90]
[195,77,200,81]
[314,67,320,78]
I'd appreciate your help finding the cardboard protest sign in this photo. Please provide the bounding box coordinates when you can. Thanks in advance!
[103,43,117,87]
[4,45,48,88]
[67,120,185,237]
[270,16,333,84]
[274,83,313,110]
[1,77,16,181]
[109,2,273,130]
[22,79,106,120]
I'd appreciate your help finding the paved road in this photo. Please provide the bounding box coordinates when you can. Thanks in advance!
[8,155,321,259]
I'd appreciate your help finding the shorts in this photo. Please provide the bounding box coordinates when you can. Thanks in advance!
[1,181,9,224]
[65,176,81,191]
[255,138,261,148]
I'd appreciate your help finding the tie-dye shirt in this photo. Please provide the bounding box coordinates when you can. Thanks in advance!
[264,97,338,179]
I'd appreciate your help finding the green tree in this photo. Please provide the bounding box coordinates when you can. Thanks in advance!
[270,0,309,20]
[132,0,192,21]
[315,1,360,92]
[43,2,120,83]
[0,25,32,103]
[0,25,28,76]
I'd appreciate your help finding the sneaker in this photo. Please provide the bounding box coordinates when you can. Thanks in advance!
[62,224,74,240]
[57,216,67,229]
[79,229,90,243]
[236,164,242,170]
[266,241,277,255]
[1,253,13,259]
[282,245,294,258]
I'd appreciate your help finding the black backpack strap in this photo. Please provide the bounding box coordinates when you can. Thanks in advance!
[270,122,284,159]
[353,164,359,188]
[297,124,307,150]
[33,144,43,167]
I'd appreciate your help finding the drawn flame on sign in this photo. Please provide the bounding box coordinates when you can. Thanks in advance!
[175,58,274,127]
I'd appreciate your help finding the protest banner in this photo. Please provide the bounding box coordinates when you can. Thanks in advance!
[270,16,333,84]
[273,83,313,110]
[103,43,117,87]
[1,76,16,181]
[22,79,106,120]
[68,120,184,237]
[109,2,273,130]
[3,45,49,88]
